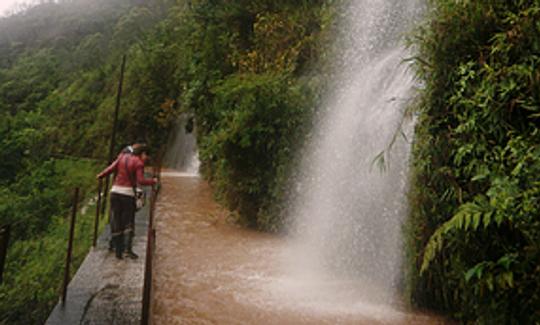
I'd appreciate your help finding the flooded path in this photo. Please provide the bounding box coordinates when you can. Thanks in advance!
[152,172,446,324]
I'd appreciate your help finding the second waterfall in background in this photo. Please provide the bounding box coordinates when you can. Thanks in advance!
[163,114,200,175]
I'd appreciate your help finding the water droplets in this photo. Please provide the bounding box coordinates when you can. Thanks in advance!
[285,0,422,308]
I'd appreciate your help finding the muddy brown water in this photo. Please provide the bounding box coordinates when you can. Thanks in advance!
[151,172,447,325]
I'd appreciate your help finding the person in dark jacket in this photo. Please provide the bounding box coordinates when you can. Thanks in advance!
[97,145,157,259]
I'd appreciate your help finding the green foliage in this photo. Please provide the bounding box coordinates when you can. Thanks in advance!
[0,158,101,324]
[114,0,331,230]
[0,199,103,325]
[407,1,540,323]
[0,1,171,323]
[199,73,314,229]
[0,0,175,160]
[0,0,331,322]
[170,0,330,230]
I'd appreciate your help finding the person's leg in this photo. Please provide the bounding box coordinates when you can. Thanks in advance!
[114,233,124,259]
[108,196,114,252]
[108,207,115,252]
[110,193,124,259]
[124,196,138,259]
[124,231,138,259]
[108,239,114,252]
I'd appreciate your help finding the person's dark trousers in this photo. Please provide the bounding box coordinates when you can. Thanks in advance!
[113,234,124,259]
[124,201,137,259]
[124,230,138,259]
[110,193,135,259]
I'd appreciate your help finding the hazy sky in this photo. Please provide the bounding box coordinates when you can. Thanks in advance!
[0,0,27,17]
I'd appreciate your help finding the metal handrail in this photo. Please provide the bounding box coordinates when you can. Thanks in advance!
[93,179,103,247]
[62,187,79,304]
[141,159,162,325]
[0,186,94,300]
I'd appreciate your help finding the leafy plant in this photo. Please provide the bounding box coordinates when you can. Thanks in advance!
[407,1,540,323]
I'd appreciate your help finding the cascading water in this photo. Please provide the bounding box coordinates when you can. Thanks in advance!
[163,114,200,175]
[286,0,422,309]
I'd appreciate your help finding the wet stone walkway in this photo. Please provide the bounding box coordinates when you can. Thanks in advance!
[46,202,150,325]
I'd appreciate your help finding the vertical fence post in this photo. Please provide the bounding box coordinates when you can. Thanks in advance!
[93,179,103,247]
[62,187,79,305]
[141,190,155,325]
[0,224,11,285]
[141,165,161,325]
[100,176,109,218]
[102,55,127,217]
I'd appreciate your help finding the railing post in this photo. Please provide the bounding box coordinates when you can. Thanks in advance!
[101,176,109,219]
[62,187,79,305]
[102,55,127,218]
[0,224,11,285]
[93,179,103,247]
[141,167,160,325]
[141,189,155,325]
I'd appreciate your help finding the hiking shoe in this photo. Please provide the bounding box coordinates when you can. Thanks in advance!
[124,250,139,259]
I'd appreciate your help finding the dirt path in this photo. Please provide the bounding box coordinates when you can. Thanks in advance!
[151,173,446,324]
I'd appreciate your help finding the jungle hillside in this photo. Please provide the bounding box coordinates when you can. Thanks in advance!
[0,0,539,324]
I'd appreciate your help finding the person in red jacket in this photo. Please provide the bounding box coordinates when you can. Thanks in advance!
[97,144,157,259]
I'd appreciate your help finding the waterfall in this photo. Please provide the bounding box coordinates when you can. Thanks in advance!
[286,0,422,306]
[163,114,200,175]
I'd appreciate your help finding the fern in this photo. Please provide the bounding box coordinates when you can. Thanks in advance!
[408,0,540,322]
[420,196,494,273]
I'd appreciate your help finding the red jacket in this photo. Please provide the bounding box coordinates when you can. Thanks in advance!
[98,153,156,187]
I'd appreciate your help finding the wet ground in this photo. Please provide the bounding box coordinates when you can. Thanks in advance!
[46,201,149,325]
[152,172,447,325]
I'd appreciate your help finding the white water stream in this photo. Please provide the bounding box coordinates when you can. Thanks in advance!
[162,114,200,176]
[285,0,422,309]
[155,1,440,323]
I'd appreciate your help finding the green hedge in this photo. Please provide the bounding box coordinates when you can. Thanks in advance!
[407,1,540,323]
[163,0,332,230]
[199,72,315,230]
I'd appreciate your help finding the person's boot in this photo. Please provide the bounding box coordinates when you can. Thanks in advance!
[108,238,114,252]
[114,235,124,259]
[124,232,138,259]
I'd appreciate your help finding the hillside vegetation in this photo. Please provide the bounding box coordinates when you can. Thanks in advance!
[0,0,174,323]
[0,0,332,323]
[162,0,333,230]
[2,0,539,323]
